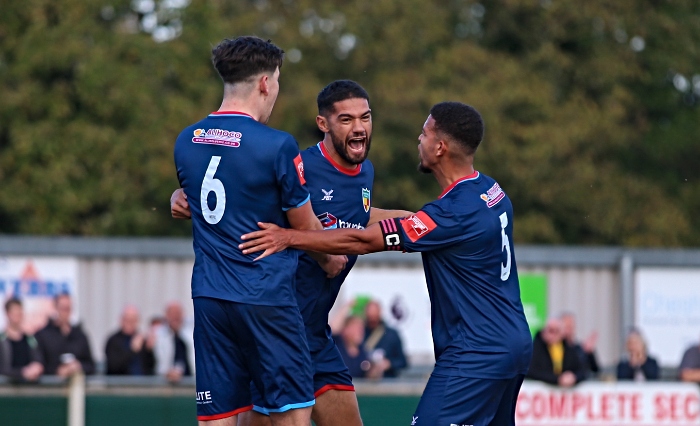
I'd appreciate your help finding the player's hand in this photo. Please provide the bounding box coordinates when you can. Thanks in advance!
[319,254,348,278]
[240,222,289,260]
[170,188,191,219]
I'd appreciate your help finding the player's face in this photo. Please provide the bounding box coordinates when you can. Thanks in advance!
[326,98,372,165]
[417,115,438,174]
[260,67,280,124]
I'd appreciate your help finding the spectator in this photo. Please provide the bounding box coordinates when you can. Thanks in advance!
[0,298,44,382]
[679,336,700,382]
[152,301,194,383]
[527,317,587,387]
[333,315,382,379]
[616,328,659,381]
[35,293,95,377]
[363,300,407,378]
[560,312,599,378]
[104,305,155,375]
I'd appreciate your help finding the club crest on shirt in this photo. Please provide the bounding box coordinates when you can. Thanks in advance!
[192,128,242,147]
[362,188,371,213]
[480,182,505,208]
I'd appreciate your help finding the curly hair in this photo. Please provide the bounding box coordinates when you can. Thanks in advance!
[429,102,484,155]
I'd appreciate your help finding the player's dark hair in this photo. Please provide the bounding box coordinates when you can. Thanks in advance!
[211,36,284,85]
[317,80,370,116]
[4,297,21,313]
[430,102,484,155]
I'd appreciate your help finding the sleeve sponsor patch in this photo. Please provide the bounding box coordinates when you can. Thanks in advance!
[400,211,437,243]
[293,154,306,185]
[379,218,404,251]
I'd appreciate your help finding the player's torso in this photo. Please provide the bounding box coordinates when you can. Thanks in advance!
[295,143,374,351]
[174,113,304,306]
[421,173,532,378]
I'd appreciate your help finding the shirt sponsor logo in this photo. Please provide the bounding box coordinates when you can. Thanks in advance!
[196,391,213,405]
[192,128,242,147]
[317,212,364,229]
[322,189,334,201]
[400,211,437,243]
[362,188,371,213]
[480,182,505,208]
[293,154,306,185]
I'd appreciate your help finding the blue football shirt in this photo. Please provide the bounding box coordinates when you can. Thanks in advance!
[380,172,532,379]
[174,111,310,307]
[295,142,374,353]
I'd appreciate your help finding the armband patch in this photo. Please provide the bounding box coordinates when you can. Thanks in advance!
[400,211,437,242]
[379,218,404,251]
[293,154,306,185]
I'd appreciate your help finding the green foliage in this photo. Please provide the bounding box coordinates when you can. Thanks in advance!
[0,0,698,246]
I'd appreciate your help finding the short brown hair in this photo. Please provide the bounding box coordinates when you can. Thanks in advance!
[211,36,284,85]
[4,297,22,313]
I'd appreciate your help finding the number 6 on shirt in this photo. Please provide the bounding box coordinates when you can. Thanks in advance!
[500,212,511,281]
[201,156,226,224]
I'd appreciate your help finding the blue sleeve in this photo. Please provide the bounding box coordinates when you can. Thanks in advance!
[400,202,469,253]
[275,135,310,211]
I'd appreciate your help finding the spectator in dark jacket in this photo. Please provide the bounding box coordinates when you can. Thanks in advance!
[561,312,600,379]
[333,315,383,379]
[105,305,154,375]
[35,293,95,377]
[0,298,44,382]
[617,328,659,381]
[527,317,587,387]
[363,300,407,378]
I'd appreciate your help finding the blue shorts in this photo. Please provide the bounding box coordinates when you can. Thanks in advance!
[253,336,354,414]
[411,371,525,426]
[193,297,315,421]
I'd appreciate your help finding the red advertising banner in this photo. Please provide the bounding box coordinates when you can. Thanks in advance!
[516,382,700,426]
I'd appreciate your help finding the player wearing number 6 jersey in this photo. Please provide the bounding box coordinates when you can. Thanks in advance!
[173,37,346,426]
[240,102,533,426]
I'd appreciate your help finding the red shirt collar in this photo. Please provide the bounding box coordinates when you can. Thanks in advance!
[318,142,362,176]
[439,171,480,199]
[210,111,254,118]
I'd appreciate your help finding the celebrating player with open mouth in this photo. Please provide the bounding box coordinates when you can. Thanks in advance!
[172,79,410,426]
[240,102,534,426]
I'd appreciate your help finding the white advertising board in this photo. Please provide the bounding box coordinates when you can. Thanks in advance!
[340,267,434,360]
[635,268,700,366]
[516,381,700,425]
[0,256,79,333]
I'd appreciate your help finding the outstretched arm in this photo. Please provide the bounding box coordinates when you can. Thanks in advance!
[240,221,392,260]
[367,207,413,227]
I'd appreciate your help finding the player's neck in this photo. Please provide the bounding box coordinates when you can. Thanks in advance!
[432,163,475,192]
[321,138,358,170]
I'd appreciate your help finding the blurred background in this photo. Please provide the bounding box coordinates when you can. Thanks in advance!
[1,0,700,425]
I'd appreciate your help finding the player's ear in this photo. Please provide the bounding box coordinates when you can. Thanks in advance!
[316,115,330,133]
[259,74,270,96]
[436,139,447,157]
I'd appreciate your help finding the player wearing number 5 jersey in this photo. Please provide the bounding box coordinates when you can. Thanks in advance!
[174,37,345,426]
[240,102,533,426]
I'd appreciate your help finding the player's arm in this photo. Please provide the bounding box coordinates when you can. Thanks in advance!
[367,207,413,227]
[240,217,403,260]
[170,188,191,219]
[285,201,348,278]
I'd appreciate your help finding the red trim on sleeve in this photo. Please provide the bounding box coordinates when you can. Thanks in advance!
[293,154,306,185]
[400,211,437,243]
[197,405,253,421]
[439,171,479,199]
[210,111,254,118]
[319,142,362,176]
[314,384,356,398]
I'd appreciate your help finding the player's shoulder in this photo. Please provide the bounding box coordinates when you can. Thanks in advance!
[300,143,322,161]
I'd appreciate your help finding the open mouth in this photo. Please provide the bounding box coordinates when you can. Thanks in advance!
[347,136,366,154]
